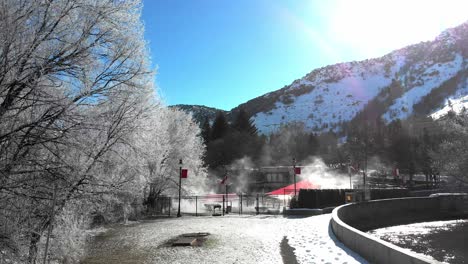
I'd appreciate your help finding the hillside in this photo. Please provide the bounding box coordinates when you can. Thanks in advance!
[175,22,468,134]
[170,104,227,124]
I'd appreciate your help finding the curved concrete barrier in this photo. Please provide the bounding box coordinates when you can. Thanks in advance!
[331,194,468,264]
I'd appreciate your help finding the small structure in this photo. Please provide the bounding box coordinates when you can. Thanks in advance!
[170,233,210,247]
[172,237,197,246]
[212,204,222,216]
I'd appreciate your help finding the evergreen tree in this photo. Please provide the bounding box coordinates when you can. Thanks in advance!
[431,112,468,184]
[201,117,211,143]
[232,109,258,135]
[211,112,229,140]
[307,133,319,156]
[419,127,435,186]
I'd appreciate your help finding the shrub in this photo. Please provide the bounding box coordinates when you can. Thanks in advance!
[289,196,299,209]
[39,203,91,264]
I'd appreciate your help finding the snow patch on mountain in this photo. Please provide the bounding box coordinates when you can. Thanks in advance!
[431,94,468,119]
[431,70,468,119]
[252,52,411,133]
[383,53,464,121]
[181,22,467,134]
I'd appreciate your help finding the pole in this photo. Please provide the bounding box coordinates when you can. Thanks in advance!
[348,161,352,189]
[222,195,225,216]
[363,122,368,200]
[177,159,182,217]
[43,183,57,264]
[364,125,367,189]
[195,196,198,217]
[241,194,243,215]
[293,158,297,197]
[225,178,229,214]
[283,188,286,207]
[256,193,259,215]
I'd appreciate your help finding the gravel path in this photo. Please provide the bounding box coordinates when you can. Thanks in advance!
[82,214,367,264]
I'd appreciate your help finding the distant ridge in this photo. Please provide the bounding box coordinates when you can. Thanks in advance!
[170,104,227,124]
[174,22,468,134]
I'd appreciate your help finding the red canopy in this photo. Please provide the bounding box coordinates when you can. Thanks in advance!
[266,180,319,195]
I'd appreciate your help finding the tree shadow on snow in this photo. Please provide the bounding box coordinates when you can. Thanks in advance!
[327,222,369,264]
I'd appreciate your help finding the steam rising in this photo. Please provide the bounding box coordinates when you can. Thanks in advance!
[300,157,353,189]
[229,156,255,193]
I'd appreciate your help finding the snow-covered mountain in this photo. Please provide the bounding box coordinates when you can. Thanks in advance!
[176,22,468,134]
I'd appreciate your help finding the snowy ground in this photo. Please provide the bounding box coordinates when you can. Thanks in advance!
[82,214,367,264]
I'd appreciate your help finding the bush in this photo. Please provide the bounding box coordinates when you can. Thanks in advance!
[289,196,299,209]
[36,203,91,264]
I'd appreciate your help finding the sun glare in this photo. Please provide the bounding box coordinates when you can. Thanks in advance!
[329,0,468,56]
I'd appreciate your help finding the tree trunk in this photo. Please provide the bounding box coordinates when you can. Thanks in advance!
[28,232,41,264]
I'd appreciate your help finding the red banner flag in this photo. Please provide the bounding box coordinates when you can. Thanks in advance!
[294,167,301,175]
[181,169,188,178]
[220,175,228,184]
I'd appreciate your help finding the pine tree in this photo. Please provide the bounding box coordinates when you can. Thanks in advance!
[211,112,229,140]
[307,133,319,156]
[201,117,211,143]
[232,109,258,135]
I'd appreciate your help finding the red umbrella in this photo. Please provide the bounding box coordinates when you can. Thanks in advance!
[266,179,319,195]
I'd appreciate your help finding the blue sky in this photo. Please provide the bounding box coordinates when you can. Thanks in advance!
[142,0,467,110]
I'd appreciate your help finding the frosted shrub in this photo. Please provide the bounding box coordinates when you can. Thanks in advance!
[46,204,90,264]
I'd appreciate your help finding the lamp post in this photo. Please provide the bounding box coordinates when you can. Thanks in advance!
[177,159,182,217]
[223,167,229,214]
[348,157,352,189]
[293,157,297,197]
[225,173,229,214]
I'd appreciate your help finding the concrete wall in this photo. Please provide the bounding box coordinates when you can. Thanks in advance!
[331,194,468,264]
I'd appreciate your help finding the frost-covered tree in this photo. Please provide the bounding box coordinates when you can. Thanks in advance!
[136,107,207,202]
[1,1,208,262]
[0,0,155,262]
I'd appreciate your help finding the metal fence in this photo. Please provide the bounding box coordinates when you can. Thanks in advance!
[147,190,296,216]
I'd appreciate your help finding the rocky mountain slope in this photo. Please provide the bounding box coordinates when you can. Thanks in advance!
[174,22,468,134]
[169,104,227,124]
